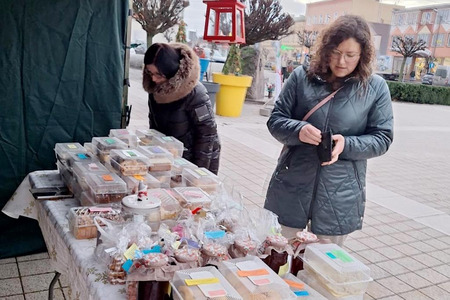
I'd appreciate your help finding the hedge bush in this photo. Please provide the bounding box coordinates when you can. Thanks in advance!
[385,81,450,106]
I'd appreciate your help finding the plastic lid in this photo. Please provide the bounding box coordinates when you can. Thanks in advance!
[122,194,161,209]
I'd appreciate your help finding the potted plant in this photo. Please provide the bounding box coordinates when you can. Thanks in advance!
[193,45,220,109]
[212,44,253,117]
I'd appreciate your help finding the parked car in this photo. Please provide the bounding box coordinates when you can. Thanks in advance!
[421,72,434,85]
[432,65,450,87]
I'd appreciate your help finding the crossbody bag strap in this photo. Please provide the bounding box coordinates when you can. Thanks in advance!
[302,87,343,121]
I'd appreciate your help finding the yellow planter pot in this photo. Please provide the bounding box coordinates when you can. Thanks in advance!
[212,73,253,117]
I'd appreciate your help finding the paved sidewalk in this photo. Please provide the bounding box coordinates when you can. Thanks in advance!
[2,68,449,299]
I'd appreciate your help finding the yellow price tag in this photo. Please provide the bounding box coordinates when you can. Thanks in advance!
[184,277,220,286]
[278,262,289,277]
[124,243,138,260]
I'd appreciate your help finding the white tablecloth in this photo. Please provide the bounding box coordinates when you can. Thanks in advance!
[2,172,127,300]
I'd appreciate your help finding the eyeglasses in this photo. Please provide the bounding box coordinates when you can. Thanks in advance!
[144,69,166,80]
[330,49,360,62]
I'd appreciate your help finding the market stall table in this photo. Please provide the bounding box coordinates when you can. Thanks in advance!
[2,171,127,300]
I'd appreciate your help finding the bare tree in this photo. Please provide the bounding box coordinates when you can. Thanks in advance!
[297,30,317,52]
[391,36,426,81]
[243,0,294,46]
[163,28,175,43]
[132,0,189,47]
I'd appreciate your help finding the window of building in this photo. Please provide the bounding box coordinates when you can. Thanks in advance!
[431,33,445,47]
[319,14,323,24]
[437,9,449,24]
[421,12,432,24]
[407,12,418,25]
[418,34,430,47]
[447,33,450,47]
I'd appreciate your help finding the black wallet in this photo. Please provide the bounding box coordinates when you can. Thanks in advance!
[317,129,333,162]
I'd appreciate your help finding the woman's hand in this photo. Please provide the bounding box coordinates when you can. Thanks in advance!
[322,134,345,166]
[299,124,322,145]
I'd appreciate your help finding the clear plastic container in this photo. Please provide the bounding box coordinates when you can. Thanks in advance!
[146,188,181,221]
[72,161,109,191]
[56,161,73,191]
[121,194,161,231]
[302,243,372,297]
[152,136,184,157]
[283,273,327,299]
[218,255,296,300]
[149,170,171,188]
[137,145,174,172]
[135,128,166,145]
[54,142,86,166]
[171,266,243,300]
[172,187,211,209]
[68,206,122,239]
[109,149,151,176]
[109,128,138,148]
[182,168,220,195]
[91,137,128,163]
[84,142,95,156]
[66,151,97,168]
[85,172,128,204]
[171,157,197,187]
[121,173,161,194]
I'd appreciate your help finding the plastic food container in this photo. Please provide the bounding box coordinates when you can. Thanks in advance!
[283,273,327,299]
[121,194,161,231]
[109,128,138,148]
[68,206,122,239]
[148,170,171,188]
[152,136,184,157]
[137,145,174,172]
[146,188,181,221]
[65,151,97,168]
[182,167,220,195]
[172,187,211,209]
[56,161,73,191]
[135,128,166,145]
[85,172,128,204]
[121,173,161,194]
[73,161,109,189]
[109,149,151,176]
[171,266,243,300]
[171,157,197,187]
[54,142,86,166]
[91,137,128,163]
[218,255,296,300]
[302,243,372,298]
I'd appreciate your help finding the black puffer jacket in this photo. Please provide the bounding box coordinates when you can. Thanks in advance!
[143,43,220,174]
[265,66,393,235]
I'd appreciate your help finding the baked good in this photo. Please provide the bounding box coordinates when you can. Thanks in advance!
[178,286,195,300]
[142,253,169,268]
[234,238,257,255]
[108,255,126,285]
[174,247,200,263]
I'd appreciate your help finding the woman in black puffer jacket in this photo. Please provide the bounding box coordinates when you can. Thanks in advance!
[142,43,220,174]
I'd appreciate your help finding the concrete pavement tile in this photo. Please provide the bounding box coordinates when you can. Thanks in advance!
[389,232,418,244]
[385,213,410,222]
[18,259,58,276]
[24,289,65,300]
[361,226,384,237]
[415,215,450,236]
[358,237,388,249]
[377,261,409,275]
[344,239,369,252]
[350,230,369,239]
[400,220,428,230]
[375,246,405,260]
[367,264,391,280]
[16,253,49,262]
[405,229,436,241]
[429,251,450,264]
[375,215,399,225]
[363,216,384,226]
[426,239,450,251]
[421,227,447,239]
[437,236,450,245]
[366,281,395,299]
[409,241,438,252]
[58,273,69,288]
[419,285,450,300]
[435,264,450,278]
[377,276,414,293]
[348,252,371,265]
[384,222,414,232]
[0,258,16,264]
[0,278,23,297]
[378,296,403,300]
[4,295,25,300]
[363,294,374,299]
[0,263,19,279]
[438,281,450,293]
[21,273,55,293]
[396,272,433,289]
[392,244,422,256]
[398,290,433,300]
[356,249,389,263]
[416,268,449,284]
[411,253,445,268]
[394,257,428,272]
[374,234,405,246]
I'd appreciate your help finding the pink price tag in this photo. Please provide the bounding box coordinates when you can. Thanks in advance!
[88,207,113,213]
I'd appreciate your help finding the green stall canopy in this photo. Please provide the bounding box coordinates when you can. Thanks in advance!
[0,0,129,258]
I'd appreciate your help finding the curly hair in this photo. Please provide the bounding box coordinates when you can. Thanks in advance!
[308,15,375,88]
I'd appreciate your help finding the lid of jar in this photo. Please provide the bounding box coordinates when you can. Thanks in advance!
[122,194,161,209]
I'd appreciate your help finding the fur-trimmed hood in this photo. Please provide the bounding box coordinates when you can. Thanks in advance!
[142,43,200,104]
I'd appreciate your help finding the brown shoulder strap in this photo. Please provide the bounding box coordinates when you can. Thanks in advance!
[302,87,343,121]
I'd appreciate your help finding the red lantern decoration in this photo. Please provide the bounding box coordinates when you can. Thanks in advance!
[202,0,246,44]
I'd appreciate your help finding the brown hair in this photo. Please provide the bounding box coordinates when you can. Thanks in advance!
[308,15,375,89]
